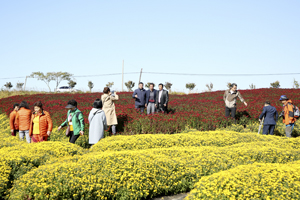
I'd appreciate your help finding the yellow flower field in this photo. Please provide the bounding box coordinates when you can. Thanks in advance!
[187,161,300,200]
[0,114,300,199]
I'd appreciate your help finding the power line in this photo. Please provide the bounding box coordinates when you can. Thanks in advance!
[143,72,300,76]
[73,72,139,78]
[0,72,300,80]
[0,72,140,80]
[0,76,27,80]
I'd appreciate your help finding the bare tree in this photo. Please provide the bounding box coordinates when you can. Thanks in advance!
[30,72,55,92]
[106,82,114,88]
[4,82,13,90]
[293,79,299,89]
[186,83,196,92]
[125,81,135,91]
[270,81,280,88]
[205,82,213,92]
[249,83,256,89]
[52,72,73,90]
[165,82,173,91]
[88,81,94,92]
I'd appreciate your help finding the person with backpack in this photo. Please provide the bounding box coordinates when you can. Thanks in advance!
[10,103,19,136]
[259,101,278,135]
[101,87,119,135]
[29,101,53,143]
[279,95,299,138]
[16,101,32,143]
[223,83,248,120]
[58,99,85,144]
[88,99,107,146]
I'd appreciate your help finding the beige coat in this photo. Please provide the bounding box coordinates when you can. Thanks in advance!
[101,93,119,125]
[223,89,245,108]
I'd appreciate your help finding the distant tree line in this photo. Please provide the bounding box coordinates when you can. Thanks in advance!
[3,72,300,92]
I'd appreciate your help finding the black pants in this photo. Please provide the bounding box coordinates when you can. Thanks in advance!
[135,105,145,114]
[157,104,167,113]
[12,130,19,136]
[69,131,80,144]
[225,107,236,119]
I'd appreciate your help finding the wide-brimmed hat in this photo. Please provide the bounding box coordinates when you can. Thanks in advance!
[279,95,288,101]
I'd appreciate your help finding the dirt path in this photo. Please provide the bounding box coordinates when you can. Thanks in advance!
[151,193,189,200]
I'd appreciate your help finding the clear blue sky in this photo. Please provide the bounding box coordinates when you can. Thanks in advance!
[1,0,299,92]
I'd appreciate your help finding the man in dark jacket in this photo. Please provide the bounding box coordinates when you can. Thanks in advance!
[155,83,169,113]
[132,82,147,114]
[145,83,157,114]
[259,101,278,135]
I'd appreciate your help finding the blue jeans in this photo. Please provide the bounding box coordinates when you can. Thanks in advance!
[112,125,117,135]
[285,123,294,138]
[19,130,31,143]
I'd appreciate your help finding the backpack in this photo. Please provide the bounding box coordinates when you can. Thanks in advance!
[288,103,300,119]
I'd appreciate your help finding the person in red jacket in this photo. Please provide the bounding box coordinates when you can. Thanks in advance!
[16,101,32,143]
[29,101,53,143]
[279,95,297,138]
[9,103,19,136]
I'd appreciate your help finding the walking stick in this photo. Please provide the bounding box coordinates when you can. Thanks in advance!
[258,117,264,134]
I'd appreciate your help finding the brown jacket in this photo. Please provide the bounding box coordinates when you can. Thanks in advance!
[9,110,19,130]
[223,89,245,108]
[29,111,53,136]
[282,100,296,125]
[101,93,119,126]
[16,108,32,131]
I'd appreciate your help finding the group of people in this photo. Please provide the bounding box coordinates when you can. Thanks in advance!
[9,86,119,145]
[8,82,169,146]
[8,82,298,146]
[223,83,298,137]
[9,101,53,143]
[132,82,169,114]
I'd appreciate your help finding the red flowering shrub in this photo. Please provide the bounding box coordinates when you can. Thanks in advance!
[0,88,299,134]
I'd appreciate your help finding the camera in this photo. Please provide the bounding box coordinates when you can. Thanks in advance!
[279,111,284,118]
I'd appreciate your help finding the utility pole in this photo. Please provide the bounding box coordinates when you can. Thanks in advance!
[24,76,28,91]
[139,68,143,84]
[122,60,124,91]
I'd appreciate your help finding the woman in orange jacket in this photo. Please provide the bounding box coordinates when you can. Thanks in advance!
[16,101,32,143]
[9,103,19,136]
[29,101,53,143]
